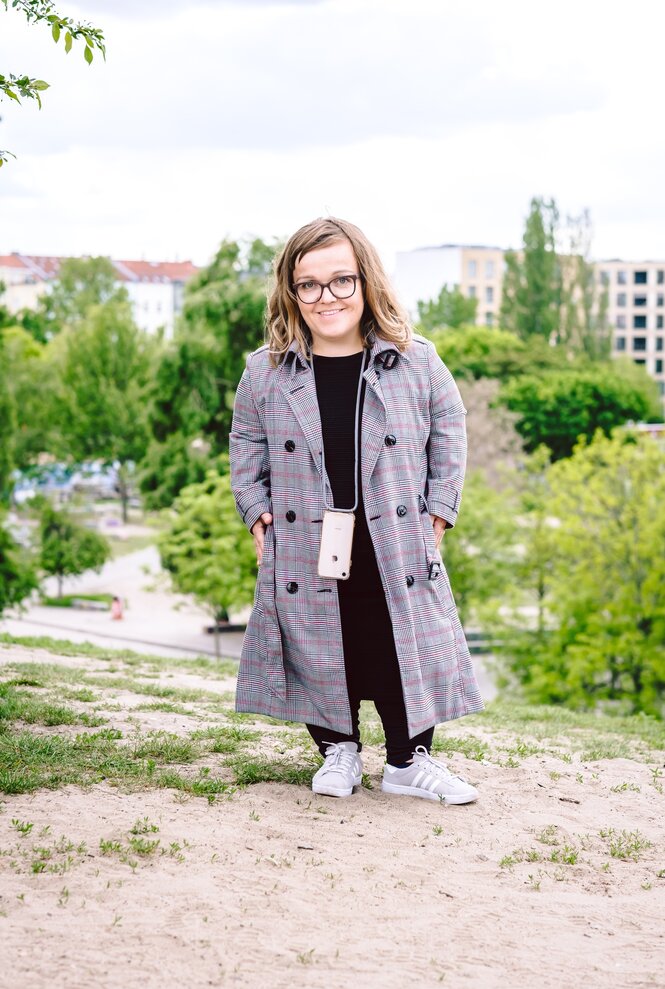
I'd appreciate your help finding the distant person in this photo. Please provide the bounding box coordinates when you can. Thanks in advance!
[230,217,482,804]
[110,596,123,621]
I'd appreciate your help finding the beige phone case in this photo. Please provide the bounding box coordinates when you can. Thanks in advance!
[317,510,355,580]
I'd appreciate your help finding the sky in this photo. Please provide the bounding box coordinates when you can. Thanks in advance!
[1,0,664,270]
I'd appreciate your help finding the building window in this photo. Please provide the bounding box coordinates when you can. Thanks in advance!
[633,315,647,329]
[485,312,494,326]
[615,336,626,351]
[656,359,663,374]
[617,270,627,284]
[468,260,477,278]
[617,293,626,307]
[616,315,626,329]
[657,337,664,351]
[634,270,647,284]
[485,260,494,278]
[657,270,664,284]
[633,337,647,351]
[634,359,646,365]
[485,286,494,304]
[657,294,664,307]
[468,285,477,298]
[658,315,664,329]
[633,295,647,307]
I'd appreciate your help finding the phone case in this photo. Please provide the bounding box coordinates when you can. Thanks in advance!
[317,511,355,580]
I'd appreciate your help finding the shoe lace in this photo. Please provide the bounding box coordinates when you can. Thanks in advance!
[321,742,357,774]
[413,745,464,782]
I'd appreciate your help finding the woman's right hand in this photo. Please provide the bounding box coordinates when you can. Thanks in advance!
[251,512,273,566]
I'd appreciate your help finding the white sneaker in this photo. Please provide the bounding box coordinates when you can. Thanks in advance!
[381,745,478,805]
[311,741,363,798]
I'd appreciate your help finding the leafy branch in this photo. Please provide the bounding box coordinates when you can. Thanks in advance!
[1,0,106,166]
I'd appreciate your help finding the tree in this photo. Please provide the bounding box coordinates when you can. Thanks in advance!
[499,364,662,460]
[43,256,126,331]
[141,238,272,508]
[1,325,60,468]
[426,324,568,383]
[558,210,611,360]
[1,0,105,165]
[440,470,517,626]
[503,432,665,717]
[0,330,17,502]
[500,197,561,342]
[38,499,110,597]
[54,298,155,520]
[159,468,257,655]
[0,516,37,614]
[417,284,477,331]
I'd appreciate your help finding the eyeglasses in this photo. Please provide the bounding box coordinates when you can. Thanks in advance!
[292,274,362,304]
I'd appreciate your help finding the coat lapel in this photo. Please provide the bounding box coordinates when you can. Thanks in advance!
[277,347,324,479]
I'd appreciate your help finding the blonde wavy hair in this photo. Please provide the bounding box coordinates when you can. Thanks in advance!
[266,217,412,365]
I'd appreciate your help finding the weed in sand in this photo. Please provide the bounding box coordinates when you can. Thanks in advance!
[432,734,488,762]
[641,881,652,890]
[127,836,160,856]
[296,949,315,965]
[536,825,559,846]
[610,782,641,793]
[656,869,665,879]
[649,766,663,794]
[58,887,70,907]
[432,825,444,837]
[130,817,159,835]
[11,819,34,836]
[249,810,260,821]
[0,681,106,729]
[549,771,561,781]
[599,828,653,861]
[526,874,542,891]
[549,844,579,865]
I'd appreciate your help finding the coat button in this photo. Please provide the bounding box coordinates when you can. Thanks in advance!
[284,440,296,452]
[396,505,407,517]
[286,510,296,523]
[406,575,414,587]
[286,581,298,594]
[384,434,397,446]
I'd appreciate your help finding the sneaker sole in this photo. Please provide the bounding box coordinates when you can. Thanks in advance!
[381,780,478,805]
[312,774,363,798]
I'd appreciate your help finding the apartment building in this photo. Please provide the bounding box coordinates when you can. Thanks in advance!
[0,253,199,337]
[393,244,505,327]
[597,260,665,401]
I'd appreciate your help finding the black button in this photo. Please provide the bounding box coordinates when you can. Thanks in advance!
[284,440,296,452]
[286,510,296,523]
[396,505,407,517]
[384,434,397,447]
[286,581,298,594]
[406,575,414,587]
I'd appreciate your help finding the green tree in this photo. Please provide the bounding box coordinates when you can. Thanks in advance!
[54,299,155,520]
[504,432,665,717]
[500,197,561,342]
[0,516,37,613]
[499,364,661,460]
[43,256,125,330]
[440,470,516,626]
[141,239,272,508]
[0,330,17,501]
[1,326,60,467]
[417,284,477,331]
[1,0,105,165]
[426,324,568,382]
[38,500,110,597]
[159,468,257,655]
[559,211,611,360]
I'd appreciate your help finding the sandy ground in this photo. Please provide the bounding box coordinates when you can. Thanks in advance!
[1,643,664,989]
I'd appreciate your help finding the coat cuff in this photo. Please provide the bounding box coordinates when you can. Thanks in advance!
[237,497,271,533]
[426,481,461,528]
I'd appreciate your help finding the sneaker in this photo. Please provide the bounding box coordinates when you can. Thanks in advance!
[311,741,363,798]
[381,745,478,805]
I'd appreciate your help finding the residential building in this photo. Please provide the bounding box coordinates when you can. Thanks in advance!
[0,253,199,337]
[393,244,505,327]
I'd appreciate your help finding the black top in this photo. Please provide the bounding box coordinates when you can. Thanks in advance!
[312,350,366,511]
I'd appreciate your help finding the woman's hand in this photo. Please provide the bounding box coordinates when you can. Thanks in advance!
[251,512,273,565]
[430,515,447,550]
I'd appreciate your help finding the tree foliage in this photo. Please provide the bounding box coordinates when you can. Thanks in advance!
[417,284,477,332]
[501,432,665,717]
[159,468,257,651]
[141,239,273,508]
[558,211,611,360]
[501,197,561,342]
[38,499,110,597]
[43,256,126,331]
[1,326,60,468]
[500,364,662,460]
[0,515,37,614]
[426,324,568,382]
[1,0,106,165]
[0,330,17,501]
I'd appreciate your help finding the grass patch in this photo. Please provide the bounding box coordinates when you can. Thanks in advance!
[431,733,489,762]
[0,682,106,729]
[134,701,196,716]
[40,594,113,609]
[226,754,317,788]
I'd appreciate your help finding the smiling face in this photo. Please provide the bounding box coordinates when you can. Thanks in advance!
[292,239,365,355]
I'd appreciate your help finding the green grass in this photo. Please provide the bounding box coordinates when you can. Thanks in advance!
[0,682,106,729]
[40,594,113,609]
[431,733,489,762]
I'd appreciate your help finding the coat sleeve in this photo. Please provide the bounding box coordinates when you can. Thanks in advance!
[229,356,272,533]
[424,340,467,529]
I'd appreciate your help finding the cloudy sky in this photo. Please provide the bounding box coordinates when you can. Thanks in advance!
[1,0,664,269]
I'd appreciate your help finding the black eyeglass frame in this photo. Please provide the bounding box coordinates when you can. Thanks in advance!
[292,274,362,304]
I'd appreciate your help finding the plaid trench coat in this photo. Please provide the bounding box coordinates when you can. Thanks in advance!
[229,333,484,736]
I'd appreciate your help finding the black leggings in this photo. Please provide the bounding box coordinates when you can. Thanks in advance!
[307,691,434,767]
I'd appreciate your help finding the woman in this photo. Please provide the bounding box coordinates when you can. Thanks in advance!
[230,217,483,804]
